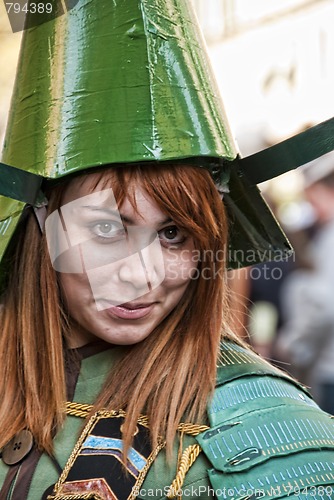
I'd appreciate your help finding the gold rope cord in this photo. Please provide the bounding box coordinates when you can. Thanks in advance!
[166,444,202,499]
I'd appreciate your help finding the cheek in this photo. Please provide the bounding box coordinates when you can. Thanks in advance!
[163,249,198,287]
[59,273,91,305]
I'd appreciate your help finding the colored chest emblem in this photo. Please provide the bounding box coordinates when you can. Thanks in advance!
[46,410,165,500]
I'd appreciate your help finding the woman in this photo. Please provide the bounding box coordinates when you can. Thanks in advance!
[0,163,226,496]
[1,164,334,500]
[1,0,334,498]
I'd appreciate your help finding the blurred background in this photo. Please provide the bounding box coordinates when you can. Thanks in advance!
[1,0,334,410]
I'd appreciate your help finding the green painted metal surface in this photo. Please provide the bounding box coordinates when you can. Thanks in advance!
[0,0,296,277]
[240,117,334,185]
[1,0,236,177]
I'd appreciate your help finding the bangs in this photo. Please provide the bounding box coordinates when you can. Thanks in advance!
[74,163,227,249]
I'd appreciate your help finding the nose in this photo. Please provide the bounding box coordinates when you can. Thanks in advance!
[86,229,166,310]
[118,252,152,291]
[140,235,165,290]
[118,232,165,291]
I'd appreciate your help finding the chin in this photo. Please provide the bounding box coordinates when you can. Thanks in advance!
[109,335,149,346]
[101,327,153,346]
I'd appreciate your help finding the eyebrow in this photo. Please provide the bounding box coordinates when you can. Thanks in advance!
[81,206,173,226]
[81,206,121,218]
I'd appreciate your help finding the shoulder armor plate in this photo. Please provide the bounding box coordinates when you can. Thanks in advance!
[198,342,334,499]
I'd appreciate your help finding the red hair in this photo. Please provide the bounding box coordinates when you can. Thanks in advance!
[0,163,237,455]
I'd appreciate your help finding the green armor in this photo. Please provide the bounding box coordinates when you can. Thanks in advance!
[198,342,334,500]
[0,343,333,499]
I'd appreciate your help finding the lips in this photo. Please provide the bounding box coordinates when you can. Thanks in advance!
[106,301,157,320]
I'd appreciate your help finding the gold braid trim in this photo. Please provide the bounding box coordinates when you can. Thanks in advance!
[49,494,103,500]
[65,402,209,436]
[166,444,202,499]
[177,423,209,436]
[65,402,94,419]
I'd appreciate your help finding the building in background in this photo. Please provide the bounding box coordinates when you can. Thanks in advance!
[193,0,334,154]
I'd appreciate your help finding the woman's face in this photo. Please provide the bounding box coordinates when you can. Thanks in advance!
[46,174,197,347]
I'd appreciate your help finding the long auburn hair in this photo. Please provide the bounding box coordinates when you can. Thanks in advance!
[0,163,239,455]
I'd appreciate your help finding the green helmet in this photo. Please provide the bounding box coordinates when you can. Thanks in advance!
[1,0,333,281]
